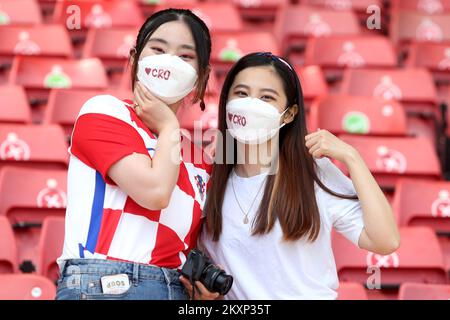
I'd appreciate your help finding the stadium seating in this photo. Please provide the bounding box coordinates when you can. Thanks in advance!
[391,0,450,15]
[177,94,219,133]
[9,56,108,91]
[211,0,289,27]
[295,65,329,107]
[390,10,450,44]
[0,274,56,300]
[340,68,438,114]
[0,216,17,274]
[304,36,397,83]
[211,31,280,78]
[393,178,450,233]
[0,166,67,270]
[333,227,448,287]
[337,135,441,190]
[406,42,450,84]
[8,56,108,120]
[154,2,243,32]
[52,0,144,30]
[308,95,407,136]
[0,124,68,170]
[0,85,32,124]
[336,282,368,300]
[37,216,65,283]
[0,0,42,26]
[398,283,450,300]
[43,88,132,138]
[0,25,73,59]
[303,0,383,13]
[274,5,361,55]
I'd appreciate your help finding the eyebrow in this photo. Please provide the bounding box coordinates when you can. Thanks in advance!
[147,37,196,51]
[233,84,280,97]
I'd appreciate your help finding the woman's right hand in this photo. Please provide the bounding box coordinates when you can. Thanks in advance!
[133,81,180,134]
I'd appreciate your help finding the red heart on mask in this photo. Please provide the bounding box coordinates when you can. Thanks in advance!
[145,68,151,75]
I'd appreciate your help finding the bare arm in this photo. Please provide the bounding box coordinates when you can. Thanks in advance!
[305,129,400,255]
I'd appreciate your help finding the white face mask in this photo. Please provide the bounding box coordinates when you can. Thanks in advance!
[226,97,289,145]
[137,54,198,105]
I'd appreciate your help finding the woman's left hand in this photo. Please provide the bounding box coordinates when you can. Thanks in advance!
[179,276,221,300]
[305,129,358,165]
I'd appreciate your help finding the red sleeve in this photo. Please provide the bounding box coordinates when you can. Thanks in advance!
[71,113,149,184]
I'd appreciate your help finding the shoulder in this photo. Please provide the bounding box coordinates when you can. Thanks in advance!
[77,95,133,124]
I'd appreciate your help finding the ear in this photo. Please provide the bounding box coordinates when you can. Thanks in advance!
[283,104,299,124]
[129,47,137,65]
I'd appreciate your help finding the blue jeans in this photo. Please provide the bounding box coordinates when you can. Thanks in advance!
[55,259,189,300]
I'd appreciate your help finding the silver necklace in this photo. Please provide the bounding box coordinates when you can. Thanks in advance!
[231,171,267,224]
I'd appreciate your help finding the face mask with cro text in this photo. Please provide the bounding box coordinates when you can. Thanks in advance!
[226,97,288,145]
[137,54,198,105]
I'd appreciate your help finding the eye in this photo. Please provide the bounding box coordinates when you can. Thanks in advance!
[179,53,195,61]
[235,90,248,97]
[261,95,275,101]
[151,47,165,54]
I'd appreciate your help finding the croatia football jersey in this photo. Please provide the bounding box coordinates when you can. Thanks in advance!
[57,95,212,269]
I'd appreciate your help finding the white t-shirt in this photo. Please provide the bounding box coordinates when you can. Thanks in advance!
[199,157,365,300]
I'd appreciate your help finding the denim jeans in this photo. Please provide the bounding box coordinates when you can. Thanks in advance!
[55,259,189,300]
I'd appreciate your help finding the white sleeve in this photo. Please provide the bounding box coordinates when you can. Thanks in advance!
[315,157,365,247]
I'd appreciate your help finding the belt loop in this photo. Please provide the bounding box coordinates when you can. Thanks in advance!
[59,259,68,277]
[132,263,139,286]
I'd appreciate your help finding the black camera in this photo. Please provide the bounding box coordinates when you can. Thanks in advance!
[181,249,233,296]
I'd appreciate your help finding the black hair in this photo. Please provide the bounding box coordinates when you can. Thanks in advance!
[130,8,211,110]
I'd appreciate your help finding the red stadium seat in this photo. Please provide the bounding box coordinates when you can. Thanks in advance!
[308,95,407,136]
[83,27,137,84]
[9,56,108,90]
[0,25,72,59]
[274,5,361,54]
[211,31,280,80]
[390,10,450,44]
[333,227,448,286]
[211,0,288,26]
[0,85,32,123]
[336,282,368,300]
[0,274,56,300]
[398,283,450,300]
[304,36,397,82]
[406,42,450,84]
[43,88,119,138]
[295,65,329,106]
[303,0,383,13]
[154,2,243,32]
[0,216,17,273]
[0,166,67,270]
[38,216,65,282]
[0,0,42,25]
[52,0,144,29]
[393,179,450,233]
[0,124,68,170]
[392,0,450,15]
[177,94,219,133]
[337,135,441,190]
[340,68,438,114]
[9,56,108,120]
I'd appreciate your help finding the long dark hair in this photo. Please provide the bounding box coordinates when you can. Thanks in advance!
[204,52,358,242]
[129,9,211,110]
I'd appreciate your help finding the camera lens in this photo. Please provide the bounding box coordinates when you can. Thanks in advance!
[202,265,233,295]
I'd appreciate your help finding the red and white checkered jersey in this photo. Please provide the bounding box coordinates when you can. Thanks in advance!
[57,95,212,269]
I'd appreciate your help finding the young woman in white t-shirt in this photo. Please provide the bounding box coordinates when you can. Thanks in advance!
[195,52,400,300]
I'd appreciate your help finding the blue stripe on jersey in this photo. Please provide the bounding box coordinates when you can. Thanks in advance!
[84,171,106,254]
